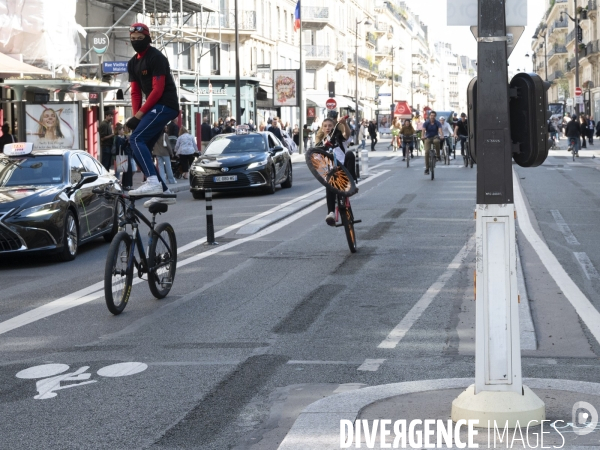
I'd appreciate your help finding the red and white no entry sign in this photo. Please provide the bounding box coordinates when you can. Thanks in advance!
[575,87,583,96]
[325,98,337,110]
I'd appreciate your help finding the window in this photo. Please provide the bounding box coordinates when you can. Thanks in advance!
[70,154,85,184]
[305,70,316,89]
[78,153,103,175]
[167,43,191,70]
[210,44,220,74]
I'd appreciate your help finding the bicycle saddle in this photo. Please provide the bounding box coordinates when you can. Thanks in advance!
[148,203,168,214]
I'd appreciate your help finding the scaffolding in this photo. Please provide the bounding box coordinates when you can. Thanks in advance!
[80,0,224,115]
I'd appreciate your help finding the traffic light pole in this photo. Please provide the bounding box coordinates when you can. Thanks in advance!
[451,0,545,427]
[575,0,581,113]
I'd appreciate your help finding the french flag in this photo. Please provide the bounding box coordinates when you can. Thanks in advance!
[294,1,301,32]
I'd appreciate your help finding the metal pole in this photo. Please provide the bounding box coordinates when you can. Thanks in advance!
[299,3,305,154]
[234,0,241,123]
[575,0,580,113]
[355,19,359,125]
[391,47,394,106]
[99,54,105,121]
[205,189,218,245]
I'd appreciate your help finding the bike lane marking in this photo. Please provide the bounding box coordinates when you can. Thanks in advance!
[513,169,600,346]
[0,170,391,336]
[377,235,475,349]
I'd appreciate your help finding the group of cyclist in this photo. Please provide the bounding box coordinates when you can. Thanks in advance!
[388,111,469,175]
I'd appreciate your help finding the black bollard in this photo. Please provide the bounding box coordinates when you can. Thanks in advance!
[205,189,218,245]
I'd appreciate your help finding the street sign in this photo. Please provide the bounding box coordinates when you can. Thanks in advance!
[575,87,583,96]
[325,98,337,110]
[307,107,316,118]
[92,33,109,54]
[102,61,127,73]
[567,98,574,106]
[257,64,270,73]
[447,0,526,26]
[576,95,584,104]
[328,81,335,98]
[89,92,100,104]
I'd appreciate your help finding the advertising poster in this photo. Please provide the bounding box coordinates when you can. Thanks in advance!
[378,114,391,134]
[25,103,80,149]
[548,103,565,120]
[273,70,299,107]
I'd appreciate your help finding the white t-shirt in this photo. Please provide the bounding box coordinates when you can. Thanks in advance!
[441,122,453,137]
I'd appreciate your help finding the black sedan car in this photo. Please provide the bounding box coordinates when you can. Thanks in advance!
[189,131,292,199]
[0,143,123,261]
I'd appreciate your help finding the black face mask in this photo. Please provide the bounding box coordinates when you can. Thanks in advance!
[131,36,151,53]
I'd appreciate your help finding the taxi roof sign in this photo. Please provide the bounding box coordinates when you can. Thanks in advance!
[235,125,250,135]
[4,142,34,156]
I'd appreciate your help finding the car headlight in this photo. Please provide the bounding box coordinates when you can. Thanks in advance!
[19,201,61,218]
[192,165,206,173]
[247,159,269,169]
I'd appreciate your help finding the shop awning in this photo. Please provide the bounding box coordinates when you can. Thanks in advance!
[393,101,412,119]
[0,53,52,77]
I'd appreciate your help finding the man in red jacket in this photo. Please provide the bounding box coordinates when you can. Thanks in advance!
[126,23,180,202]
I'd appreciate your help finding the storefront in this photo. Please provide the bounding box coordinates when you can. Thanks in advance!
[179,76,260,134]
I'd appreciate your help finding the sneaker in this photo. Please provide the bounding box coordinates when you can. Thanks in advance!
[424,169,429,175]
[143,189,177,208]
[402,158,406,161]
[568,147,572,152]
[128,181,162,197]
[325,212,336,227]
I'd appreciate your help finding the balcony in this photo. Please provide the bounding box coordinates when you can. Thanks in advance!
[375,46,391,61]
[366,32,377,47]
[585,39,600,56]
[566,28,576,45]
[353,55,378,74]
[202,10,256,32]
[547,70,564,82]
[304,45,330,68]
[301,7,329,30]
[548,45,568,60]
[549,20,568,36]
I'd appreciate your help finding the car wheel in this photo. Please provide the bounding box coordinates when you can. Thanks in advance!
[264,166,276,195]
[104,198,125,242]
[192,190,206,200]
[281,164,293,188]
[57,211,78,262]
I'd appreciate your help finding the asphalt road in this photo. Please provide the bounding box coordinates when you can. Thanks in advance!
[1,142,599,449]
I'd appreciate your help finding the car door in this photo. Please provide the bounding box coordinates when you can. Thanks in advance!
[267,133,285,183]
[79,153,113,231]
[69,154,101,238]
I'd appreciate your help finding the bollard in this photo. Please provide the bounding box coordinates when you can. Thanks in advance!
[354,146,361,180]
[205,189,218,245]
[361,149,369,177]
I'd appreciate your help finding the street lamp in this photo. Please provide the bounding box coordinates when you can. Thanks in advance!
[355,18,372,125]
[561,2,588,113]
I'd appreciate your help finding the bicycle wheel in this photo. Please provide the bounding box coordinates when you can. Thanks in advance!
[148,222,177,299]
[430,151,435,180]
[305,148,358,196]
[104,231,133,315]
[340,197,357,253]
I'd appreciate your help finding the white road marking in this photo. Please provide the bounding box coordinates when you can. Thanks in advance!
[573,252,600,280]
[550,210,580,245]
[357,359,386,371]
[378,236,475,349]
[16,364,70,379]
[97,362,148,377]
[514,170,600,346]
[516,246,537,350]
[0,171,391,336]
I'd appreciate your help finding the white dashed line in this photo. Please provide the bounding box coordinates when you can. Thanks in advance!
[550,210,580,245]
[574,252,600,280]
[357,359,386,371]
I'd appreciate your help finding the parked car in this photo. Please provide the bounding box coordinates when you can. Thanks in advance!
[189,130,293,199]
[0,143,123,261]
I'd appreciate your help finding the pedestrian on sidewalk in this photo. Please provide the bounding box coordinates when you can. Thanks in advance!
[357,120,366,150]
[580,115,588,148]
[302,124,312,149]
[153,125,177,184]
[201,116,212,152]
[587,115,595,145]
[0,123,17,151]
[174,127,198,179]
[125,22,179,205]
[99,110,115,171]
[368,119,378,151]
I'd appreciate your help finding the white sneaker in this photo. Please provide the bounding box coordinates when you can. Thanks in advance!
[143,189,177,208]
[325,212,336,227]
[128,181,163,197]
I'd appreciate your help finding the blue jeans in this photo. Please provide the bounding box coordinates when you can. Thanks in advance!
[156,154,176,184]
[359,139,366,150]
[129,104,179,191]
[568,136,581,152]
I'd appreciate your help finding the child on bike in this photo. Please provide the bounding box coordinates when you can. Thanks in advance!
[315,115,357,226]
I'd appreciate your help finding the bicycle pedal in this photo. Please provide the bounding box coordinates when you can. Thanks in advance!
[353,220,362,224]
[335,223,344,228]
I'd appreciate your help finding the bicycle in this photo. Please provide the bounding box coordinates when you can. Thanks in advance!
[568,137,579,160]
[305,147,361,253]
[93,188,178,315]
[441,138,450,165]
[429,145,436,180]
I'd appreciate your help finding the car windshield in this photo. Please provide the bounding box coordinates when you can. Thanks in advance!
[205,135,266,155]
[0,155,64,187]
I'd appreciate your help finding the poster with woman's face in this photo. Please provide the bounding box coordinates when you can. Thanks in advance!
[273,70,298,107]
[25,103,79,150]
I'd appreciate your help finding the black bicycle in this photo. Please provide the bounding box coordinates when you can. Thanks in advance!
[463,141,475,168]
[93,188,177,315]
[306,147,361,253]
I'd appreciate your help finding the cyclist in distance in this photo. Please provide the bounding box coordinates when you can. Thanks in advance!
[439,116,454,156]
[422,110,444,175]
[315,115,356,226]
[453,113,468,157]
[565,114,581,155]
[400,118,415,161]
[125,23,180,204]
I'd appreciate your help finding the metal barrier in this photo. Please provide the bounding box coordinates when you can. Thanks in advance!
[205,189,218,245]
